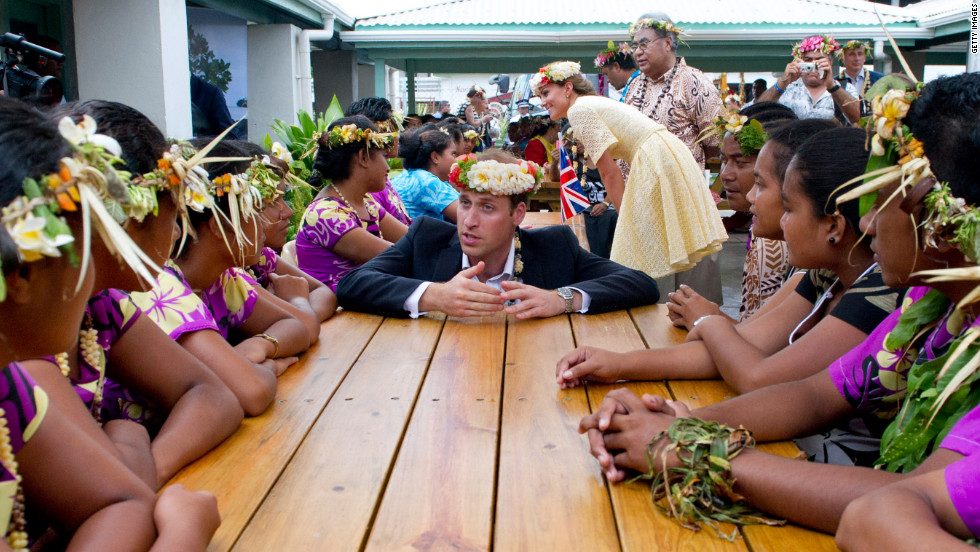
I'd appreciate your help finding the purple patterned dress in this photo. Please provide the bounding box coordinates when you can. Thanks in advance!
[199,267,260,339]
[296,195,385,291]
[248,247,279,287]
[0,364,48,542]
[370,178,412,226]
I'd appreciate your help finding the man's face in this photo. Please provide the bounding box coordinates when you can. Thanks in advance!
[600,63,631,90]
[800,52,828,87]
[719,134,756,212]
[457,190,525,263]
[843,47,866,75]
[631,28,672,78]
[519,105,529,115]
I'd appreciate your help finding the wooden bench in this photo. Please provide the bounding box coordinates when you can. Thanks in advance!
[168,304,839,551]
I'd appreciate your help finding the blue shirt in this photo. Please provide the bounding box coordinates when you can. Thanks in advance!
[391,168,459,221]
[619,71,641,103]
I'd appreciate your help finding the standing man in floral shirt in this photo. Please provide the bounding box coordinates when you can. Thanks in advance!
[621,12,724,304]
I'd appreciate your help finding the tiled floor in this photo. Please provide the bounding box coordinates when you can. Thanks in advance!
[719,231,749,319]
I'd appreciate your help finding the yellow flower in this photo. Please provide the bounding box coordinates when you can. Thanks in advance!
[8,215,74,262]
[873,89,911,141]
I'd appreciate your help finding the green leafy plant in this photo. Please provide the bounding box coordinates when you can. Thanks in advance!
[263,95,345,239]
[188,26,232,92]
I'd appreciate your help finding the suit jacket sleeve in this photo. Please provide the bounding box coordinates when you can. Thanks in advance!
[558,228,661,313]
[336,218,435,317]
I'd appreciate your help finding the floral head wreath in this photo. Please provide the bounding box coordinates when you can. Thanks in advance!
[0,117,160,301]
[628,18,684,41]
[323,124,397,151]
[838,40,873,59]
[463,129,481,144]
[374,110,405,134]
[792,35,841,58]
[448,154,542,196]
[206,154,287,259]
[697,113,768,157]
[594,41,632,68]
[530,61,581,96]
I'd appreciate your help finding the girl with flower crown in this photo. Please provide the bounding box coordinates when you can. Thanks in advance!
[297,116,410,292]
[11,101,245,490]
[391,124,461,224]
[533,60,728,284]
[0,96,220,550]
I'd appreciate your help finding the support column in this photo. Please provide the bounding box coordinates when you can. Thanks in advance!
[374,58,387,99]
[73,0,191,138]
[247,23,301,142]
[406,59,416,114]
[311,50,356,113]
[874,40,892,75]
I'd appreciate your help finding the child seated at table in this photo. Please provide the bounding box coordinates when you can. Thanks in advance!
[558,122,904,396]
[0,95,219,550]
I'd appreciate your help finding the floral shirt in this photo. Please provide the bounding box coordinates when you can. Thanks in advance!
[200,267,260,339]
[622,58,722,169]
[391,168,458,222]
[249,247,279,287]
[777,80,851,121]
[130,261,219,340]
[296,196,384,291]
[0,364,48,540]
[370,177,412,226]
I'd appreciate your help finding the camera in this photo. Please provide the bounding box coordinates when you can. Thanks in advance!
[797,61,824,79]
[0,33,65,107]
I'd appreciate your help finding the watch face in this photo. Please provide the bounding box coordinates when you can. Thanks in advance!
[558,287,573,299]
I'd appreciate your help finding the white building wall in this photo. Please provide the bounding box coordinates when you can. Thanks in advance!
[247,23,301,142]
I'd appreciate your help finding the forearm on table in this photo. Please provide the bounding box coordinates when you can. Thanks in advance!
[620,343,719,380]
[149,383,242,486]
[182,333,277,416]
[256,318,310,356]
[696,316,770,393]
[730,448,904,533]
[310,288,337,321]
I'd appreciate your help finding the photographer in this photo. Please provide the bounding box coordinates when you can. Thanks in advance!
[759,35,859,124]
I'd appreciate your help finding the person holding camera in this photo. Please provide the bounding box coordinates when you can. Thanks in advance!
[759,35,860,124]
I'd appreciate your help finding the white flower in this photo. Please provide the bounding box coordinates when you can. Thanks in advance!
[57,114,122,156]
[7,214,73,262]
[271,142,293,164]
[548,61,581,81]
[871,134,886,157]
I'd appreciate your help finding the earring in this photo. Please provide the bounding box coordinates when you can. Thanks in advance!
[829,237,836,244]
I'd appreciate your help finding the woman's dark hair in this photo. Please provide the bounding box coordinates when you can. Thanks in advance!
[766,119,840,182]
[789,127,869,231]
[740,101,797,126]
[530,118,558,138]
[399,126,454,170]
[906,72,980,205]
[53,100,167,175]
[0,96,72,274]
[344,97,392,123]
[312,115,379,183]
[436,121,464,143]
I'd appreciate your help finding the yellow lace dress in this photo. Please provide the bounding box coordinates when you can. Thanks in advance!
[567,95,727,278]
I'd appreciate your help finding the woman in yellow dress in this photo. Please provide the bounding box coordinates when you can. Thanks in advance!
[533,60,727,280]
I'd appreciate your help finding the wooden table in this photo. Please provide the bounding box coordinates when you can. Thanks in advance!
[169,305,839,551]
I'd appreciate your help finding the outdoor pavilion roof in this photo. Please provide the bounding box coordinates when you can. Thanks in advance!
[337,0,966,73]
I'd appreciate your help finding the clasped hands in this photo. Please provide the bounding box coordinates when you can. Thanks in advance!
[577,388,693,482]
[420,261,576,319]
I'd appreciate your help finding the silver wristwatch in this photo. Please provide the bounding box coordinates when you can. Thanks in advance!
[557,287,574,313]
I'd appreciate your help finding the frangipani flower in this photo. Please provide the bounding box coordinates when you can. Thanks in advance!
[724,114,747,135]
[271,142,293,164]
[8,214,73,262]
[58,115,123,156]
[873,89,912,140]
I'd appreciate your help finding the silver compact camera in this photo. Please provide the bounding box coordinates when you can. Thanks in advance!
[797,61,824,78]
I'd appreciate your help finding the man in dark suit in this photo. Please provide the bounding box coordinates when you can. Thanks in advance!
[836,40,884,119]
[337,152,659,319]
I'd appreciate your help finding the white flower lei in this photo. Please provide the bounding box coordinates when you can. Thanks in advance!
[460,160,541,196]
[530,61,582,95]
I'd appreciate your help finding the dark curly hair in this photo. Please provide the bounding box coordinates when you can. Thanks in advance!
[906,72,980,205]
[345,97,393,124]
[51,100,167,175]
[766,118,840,182]
[398,125,454,170]
[312,115,380,183]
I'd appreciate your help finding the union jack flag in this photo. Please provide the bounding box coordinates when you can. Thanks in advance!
[556,136,590,222]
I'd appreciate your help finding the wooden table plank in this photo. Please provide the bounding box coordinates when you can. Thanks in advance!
[495,315,620,551]
[168,310,384,552]
[631,308,839,551]
[233,315,446,551]
[364,314,507,552]
[571,312,746,552]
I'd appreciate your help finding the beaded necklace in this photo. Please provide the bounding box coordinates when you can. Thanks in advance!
[630,58,680,121]
[0,407,27,552]
[513,231,524,278]
[330,184,384,242]
[54,313,106,426]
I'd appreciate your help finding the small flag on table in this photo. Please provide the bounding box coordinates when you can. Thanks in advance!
[557,136,590,222]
